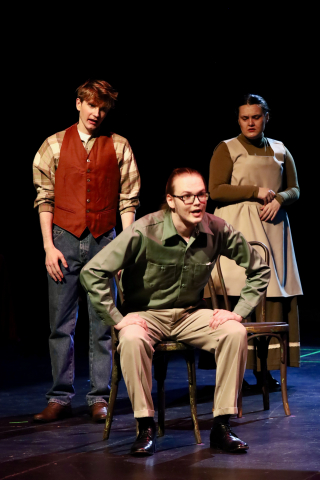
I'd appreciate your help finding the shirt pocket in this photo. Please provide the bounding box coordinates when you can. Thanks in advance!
[193,261,215,288]
[144,263,177,300]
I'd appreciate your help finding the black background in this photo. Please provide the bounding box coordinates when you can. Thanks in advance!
[1,6,318,355]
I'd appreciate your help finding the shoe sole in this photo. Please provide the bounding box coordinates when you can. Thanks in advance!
[33,416,71,423]
[210,443,249,453]
[130,450,155,456]
[130,445,156,456]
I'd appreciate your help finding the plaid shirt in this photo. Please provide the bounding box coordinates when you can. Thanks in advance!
[33,128,140,215]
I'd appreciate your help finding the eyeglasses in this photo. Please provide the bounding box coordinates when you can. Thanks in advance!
[171,193,209,205]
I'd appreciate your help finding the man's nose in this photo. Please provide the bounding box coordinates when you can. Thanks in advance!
[248,116,255,125]
[92,107,100,117]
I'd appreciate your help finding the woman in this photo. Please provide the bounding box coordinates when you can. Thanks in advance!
[207,94,302,383]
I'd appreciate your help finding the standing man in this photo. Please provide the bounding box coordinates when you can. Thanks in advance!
[33,79,140,423]
[80,167,271,455]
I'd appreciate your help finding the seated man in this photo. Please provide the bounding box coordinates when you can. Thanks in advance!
[80,167,271,455]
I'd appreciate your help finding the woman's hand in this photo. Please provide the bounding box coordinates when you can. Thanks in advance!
[257,187,276,205]
[114,313,149,332]
[209,309,243,330]
[259,198,281,222]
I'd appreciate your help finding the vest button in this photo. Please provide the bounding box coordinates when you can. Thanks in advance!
[87,199,90,203]
[87,209,90,213]
[87,189,90,192]
[87,178,90,182]
[87,169,91,173]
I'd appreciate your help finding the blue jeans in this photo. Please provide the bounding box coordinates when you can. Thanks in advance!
[46,225,116,406]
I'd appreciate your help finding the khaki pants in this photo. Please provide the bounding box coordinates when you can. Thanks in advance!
[118,307,247,418]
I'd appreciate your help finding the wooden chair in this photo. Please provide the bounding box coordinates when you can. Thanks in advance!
[103,277,202,444]
[208,241,291,417]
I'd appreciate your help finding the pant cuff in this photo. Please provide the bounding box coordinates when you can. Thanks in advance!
[48,399,71,407]
[213,407,238,417]
[87,399,108,407]
[134,409,155,418]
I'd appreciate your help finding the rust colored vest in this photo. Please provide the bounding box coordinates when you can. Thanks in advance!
[53,124,120,238]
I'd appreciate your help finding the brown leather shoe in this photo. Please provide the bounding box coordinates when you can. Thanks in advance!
[90,402,108,423]
[33,402,72,423]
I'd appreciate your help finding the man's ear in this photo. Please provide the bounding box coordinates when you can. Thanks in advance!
[166,194,175,211]
[76,98,82,112]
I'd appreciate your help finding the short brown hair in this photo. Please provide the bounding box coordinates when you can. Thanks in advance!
[162,167,207,211]
[76,79,118,110]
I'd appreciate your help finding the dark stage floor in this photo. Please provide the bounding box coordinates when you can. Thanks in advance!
[0,346,319,480]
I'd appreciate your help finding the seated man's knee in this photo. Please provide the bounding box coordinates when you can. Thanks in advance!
[224,320,247,344]
[118,326,152,355]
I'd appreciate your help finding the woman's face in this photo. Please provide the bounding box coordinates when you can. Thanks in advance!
[238,104,269,140]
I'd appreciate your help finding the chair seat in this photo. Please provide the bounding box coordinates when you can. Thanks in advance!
[155,341,194,352]
[244,322,289,334]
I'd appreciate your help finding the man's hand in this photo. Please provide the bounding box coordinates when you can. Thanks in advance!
[114,313,149,332]
[209,309,243,330]
[45,245,68,282]
[259,198,281,222]
[257,187,276,205]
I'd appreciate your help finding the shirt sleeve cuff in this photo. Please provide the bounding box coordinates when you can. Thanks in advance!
[275,193,284,205]
[252,186,260,198]
[38,203,54,214]
[120,207,136,215]
[233,301,254,319]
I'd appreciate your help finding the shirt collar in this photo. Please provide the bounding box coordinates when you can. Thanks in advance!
[161,210,178,242]
[161,211,214,243]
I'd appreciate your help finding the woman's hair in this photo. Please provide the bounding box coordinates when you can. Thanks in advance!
[161,167,207,211]
[76,79,118,110]
[236,93,270,117]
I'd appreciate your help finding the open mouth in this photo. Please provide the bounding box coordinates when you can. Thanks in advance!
[191,209,202,216]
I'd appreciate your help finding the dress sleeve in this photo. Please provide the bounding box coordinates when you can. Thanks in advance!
[209,142,259,203]
[275,147,300,206]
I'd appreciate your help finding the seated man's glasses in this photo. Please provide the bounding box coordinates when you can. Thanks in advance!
[171,193,209,205]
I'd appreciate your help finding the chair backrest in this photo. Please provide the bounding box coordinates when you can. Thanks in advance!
[208,241,269,323]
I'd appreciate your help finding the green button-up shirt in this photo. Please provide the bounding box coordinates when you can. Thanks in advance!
[80,210,271,325]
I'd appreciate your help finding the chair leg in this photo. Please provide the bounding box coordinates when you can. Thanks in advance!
[237,388,243,418]
[185,350,202,444]
[280,333,291,416]
[103,350,121,440]
[257,337,270,411]
[154,353,168,437]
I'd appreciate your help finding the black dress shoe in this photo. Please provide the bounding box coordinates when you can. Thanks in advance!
[254,371,280,390]
[130,421,156,456]
[210,423,249,452]
[242,379,252,391]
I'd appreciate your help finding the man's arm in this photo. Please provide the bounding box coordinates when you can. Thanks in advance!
[121,211,135,230]
[33,134,67,281]
[39,212,68,282]
[80,225,142,326]
[208,226,270,330]
[116,136,141,222]
[221,223,271,319]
